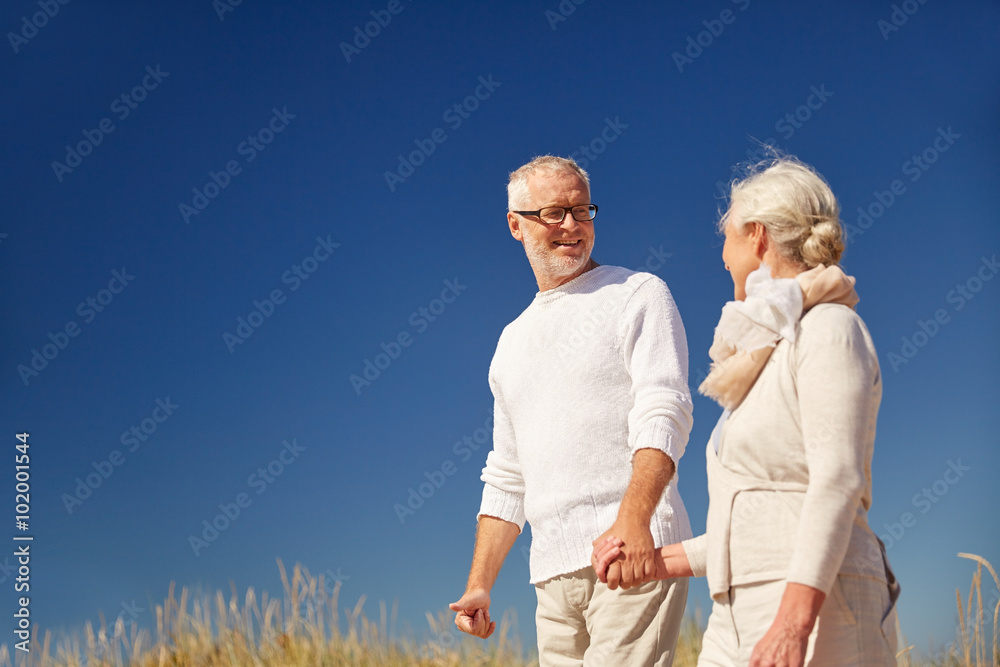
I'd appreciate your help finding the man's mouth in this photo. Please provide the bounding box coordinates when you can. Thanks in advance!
[552,240,581,247]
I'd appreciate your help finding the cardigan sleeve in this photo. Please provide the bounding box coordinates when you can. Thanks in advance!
[785,305,880,594]
[681,533,708,578]
[619,276,694,466]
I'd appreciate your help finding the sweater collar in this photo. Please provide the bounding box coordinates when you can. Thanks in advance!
[532,264,610,304]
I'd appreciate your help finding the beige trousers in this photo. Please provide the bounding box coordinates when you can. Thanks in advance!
[534,567,689,667]
[697,575,899,666]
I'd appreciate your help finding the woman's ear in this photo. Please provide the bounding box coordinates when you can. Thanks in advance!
[748,222,768,259]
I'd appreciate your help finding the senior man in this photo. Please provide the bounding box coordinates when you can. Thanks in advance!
[449,155,694,665]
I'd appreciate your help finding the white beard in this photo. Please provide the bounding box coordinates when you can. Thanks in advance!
[522,235,592,283]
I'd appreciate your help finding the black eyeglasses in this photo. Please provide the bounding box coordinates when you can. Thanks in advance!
[512,204,598,225]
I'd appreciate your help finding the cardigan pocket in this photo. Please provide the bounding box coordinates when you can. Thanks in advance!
[728,488,804,584]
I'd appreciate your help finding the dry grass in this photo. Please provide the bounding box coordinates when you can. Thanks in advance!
[896,553,1000,667]
[1,555,995,666]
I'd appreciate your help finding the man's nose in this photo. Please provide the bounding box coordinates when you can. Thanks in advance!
[557,211,581,231]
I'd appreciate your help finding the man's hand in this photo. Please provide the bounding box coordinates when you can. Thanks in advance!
[592,449,674,589]
[592,518,656,590]
[449,588,496,639]
[450,516,518,640]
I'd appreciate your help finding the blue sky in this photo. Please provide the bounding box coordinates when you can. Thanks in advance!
[1,0,998,659]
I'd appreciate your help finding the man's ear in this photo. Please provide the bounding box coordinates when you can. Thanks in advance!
[508,212,523,241]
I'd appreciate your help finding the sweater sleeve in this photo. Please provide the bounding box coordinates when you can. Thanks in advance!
[619,276,694,465]
[478,355,525,532]
[786,306,879,594]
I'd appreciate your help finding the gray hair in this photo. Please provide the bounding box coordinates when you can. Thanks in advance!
[719,152,845,268]
[507,155,590,211]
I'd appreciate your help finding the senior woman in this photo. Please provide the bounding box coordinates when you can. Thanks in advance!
[593,155,900,666]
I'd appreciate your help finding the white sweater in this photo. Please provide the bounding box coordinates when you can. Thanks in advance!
[479,265,694,584]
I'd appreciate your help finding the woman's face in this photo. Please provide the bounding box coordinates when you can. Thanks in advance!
[721,206,762,301]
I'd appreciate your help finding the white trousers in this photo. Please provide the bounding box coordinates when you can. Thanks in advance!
[535,567,689,667]
[697,575,899,666]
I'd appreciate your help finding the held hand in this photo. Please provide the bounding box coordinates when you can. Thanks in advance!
[592,519,655,590]
[593,537,695,588]
[449,588,496,639]
[591,536,624,583]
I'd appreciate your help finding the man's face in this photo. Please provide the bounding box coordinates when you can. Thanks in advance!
[507,169,595,291]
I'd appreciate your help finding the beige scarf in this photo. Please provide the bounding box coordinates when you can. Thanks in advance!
[699,263,859,410]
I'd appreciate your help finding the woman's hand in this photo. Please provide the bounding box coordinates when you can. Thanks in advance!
[749,582,825,667]
[592,536,624,583]
[748,617,810,667]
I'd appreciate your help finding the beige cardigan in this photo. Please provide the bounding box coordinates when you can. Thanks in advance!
[682,303,890,599]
